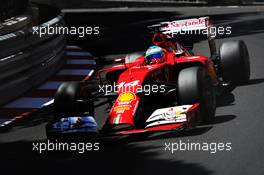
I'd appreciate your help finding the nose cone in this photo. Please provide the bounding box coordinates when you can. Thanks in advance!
[108,92,139,129]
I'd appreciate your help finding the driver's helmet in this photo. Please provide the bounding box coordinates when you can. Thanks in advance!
[145,46,164,64]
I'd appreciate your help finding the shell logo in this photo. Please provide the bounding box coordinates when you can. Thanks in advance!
[117,92,135,102]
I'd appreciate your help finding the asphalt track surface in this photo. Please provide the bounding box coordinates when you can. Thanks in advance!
[1,6,264,175]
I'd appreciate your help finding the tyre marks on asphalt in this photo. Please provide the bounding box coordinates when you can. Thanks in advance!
[0,45,96,125]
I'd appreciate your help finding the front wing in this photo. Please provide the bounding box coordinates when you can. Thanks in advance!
[46,103,200,137]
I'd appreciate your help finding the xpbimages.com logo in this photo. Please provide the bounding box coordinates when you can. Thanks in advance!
[32,140,100,154]
[167,26,232,38]
[98,81,166,96]
[164,140,232,154]
[32,25,100,38]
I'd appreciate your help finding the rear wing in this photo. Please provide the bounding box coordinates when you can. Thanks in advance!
[148,16,217,55]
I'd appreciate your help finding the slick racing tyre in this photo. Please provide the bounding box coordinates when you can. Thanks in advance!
[178,66,216,122]
[45,125,60,141]
[220,40,250,85]
[54,82,94,118]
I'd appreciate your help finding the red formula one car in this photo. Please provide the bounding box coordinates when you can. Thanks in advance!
[46,17,250,138]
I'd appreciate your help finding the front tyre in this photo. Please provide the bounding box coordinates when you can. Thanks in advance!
[54,82,94,118]
[178,66,216,122]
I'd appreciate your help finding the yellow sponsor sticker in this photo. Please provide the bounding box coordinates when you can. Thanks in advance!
[114,105,131,112]
[175,111,183,115]
[117,92,135,102]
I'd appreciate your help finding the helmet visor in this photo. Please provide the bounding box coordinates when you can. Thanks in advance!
[146,52,163,61]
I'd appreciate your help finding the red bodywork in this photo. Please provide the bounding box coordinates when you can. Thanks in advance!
[98,33,217,134]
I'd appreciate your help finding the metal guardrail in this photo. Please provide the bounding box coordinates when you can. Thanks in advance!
[0,15,33,36]
[0,4,66,106]
[0,0,29,22]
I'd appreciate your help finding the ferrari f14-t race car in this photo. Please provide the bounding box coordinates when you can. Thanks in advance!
[46,17,250,138]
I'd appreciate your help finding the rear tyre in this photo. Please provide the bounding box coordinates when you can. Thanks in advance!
[178,66,216,122]
[220,40,250,85]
